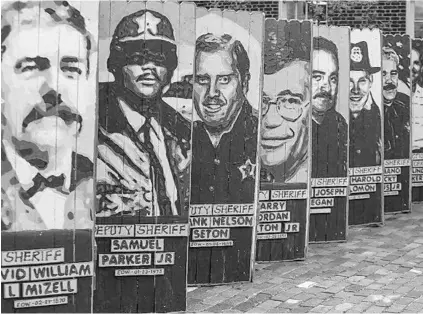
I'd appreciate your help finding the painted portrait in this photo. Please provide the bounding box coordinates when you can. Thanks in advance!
[349,30,383,168]
[1,1,98,231]
[311,29,349,178]
[96,2,194,217]
[412,39,423,153]
[382,35,411,160]
[260,19,312,184]
[189,11,262,205]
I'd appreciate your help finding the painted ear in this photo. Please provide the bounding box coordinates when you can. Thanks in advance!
[243,73,251,94]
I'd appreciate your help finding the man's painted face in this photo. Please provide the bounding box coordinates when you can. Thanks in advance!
[193,50,246,130]
[349,70,372,114]
[382,58,398,103]
[312,49,338,114]
[412,49,422,83]
[261,60,310,168]
[1,24,89,149]
[122,60,168,99]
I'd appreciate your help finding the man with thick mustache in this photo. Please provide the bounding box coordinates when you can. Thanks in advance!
[311,37,348,178]
[382,47,410,159]
[260,58,310,183]
[349,41,382,167]
[190,33,258,204]
[412,45,423,152]
[1,1,95,231]
[96,10,191,216]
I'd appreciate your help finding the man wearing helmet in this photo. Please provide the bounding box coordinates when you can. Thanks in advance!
[96,10,191,217]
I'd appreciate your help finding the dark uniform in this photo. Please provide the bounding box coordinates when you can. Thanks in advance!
[190,103,258,204]
[312,109,348,178]
[349,99,382,168]
[384,92,410,159]
[96,10,191,217]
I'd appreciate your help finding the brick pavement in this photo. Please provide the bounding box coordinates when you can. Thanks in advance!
[185,204,423,313]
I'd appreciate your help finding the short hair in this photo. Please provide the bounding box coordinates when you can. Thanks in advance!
[195,33,250,84]
[382,46,399,66]
[313,36,339,70]
[1,1,94,76]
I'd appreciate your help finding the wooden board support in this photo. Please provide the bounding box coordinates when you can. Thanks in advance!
[309,25,350,243]
[1,1,99,312]
[187,7,264,284]
[94,1,194,312]
[348,29,384,226]
[411,39,423,203]
[256,19,311,261]
[382,34,412,214]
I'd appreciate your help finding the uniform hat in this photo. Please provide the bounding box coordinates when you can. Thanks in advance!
[107,9,177,81]
[350,41,380,74]
[112,9,175,44]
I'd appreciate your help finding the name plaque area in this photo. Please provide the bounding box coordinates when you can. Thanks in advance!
[256,187,308,262]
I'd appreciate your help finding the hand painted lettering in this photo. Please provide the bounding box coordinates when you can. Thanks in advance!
[135,224,189,237]
[1,248,64,266]
[111,239,164,252]
[192,228,230,240]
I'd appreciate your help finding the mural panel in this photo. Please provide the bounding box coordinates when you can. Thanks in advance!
[382,34,412,213]
[348,29,384,226]
[256,19,311,261]
[1,1,98,312]
[94,1,194,311]
[412,38,423,202]
[309,25,350,243]
[188,8,263,284]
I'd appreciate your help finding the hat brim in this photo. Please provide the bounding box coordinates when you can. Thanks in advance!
[351,66,380,75]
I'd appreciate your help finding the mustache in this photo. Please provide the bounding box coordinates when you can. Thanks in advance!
[136,70,160,82]
[383,83,397,91]
[313,91,332,100]
[22,92,82,129]
[203,97,225,107]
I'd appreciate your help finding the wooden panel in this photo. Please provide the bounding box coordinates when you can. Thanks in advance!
[187,8,264,285]
[382,34,412,214]
[411,39,423,202]
[256,19,312,261]
[1,1,99,312]
[309,25,350,243]
[348,29,384,226]
[94,0,194,312]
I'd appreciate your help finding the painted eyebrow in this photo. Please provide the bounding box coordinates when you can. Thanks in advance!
[312,70,325,75]
[61,56,84,63]
[15,56,50,69]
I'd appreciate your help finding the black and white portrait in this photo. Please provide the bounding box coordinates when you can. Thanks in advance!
[1,1,98,231]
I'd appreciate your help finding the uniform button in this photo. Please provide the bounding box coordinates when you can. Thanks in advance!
[395,135,399,139]
[214,158,220,165]
[356,149,361,154]
[209,186,215,192]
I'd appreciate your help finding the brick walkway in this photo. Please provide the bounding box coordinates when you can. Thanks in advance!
[186,204,423,313]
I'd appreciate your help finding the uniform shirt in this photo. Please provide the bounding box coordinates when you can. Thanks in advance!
[190,103,258,205]
[1,141,93,231]
[96,83,191,217]
[384,92,410,160]
[312,109,348,178]
[349,95,382,168]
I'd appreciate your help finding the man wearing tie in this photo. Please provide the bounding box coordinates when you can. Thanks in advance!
[1,1,95,231]
[96,9,191,217]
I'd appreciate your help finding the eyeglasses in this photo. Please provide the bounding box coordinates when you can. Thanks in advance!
[261,96,305,122]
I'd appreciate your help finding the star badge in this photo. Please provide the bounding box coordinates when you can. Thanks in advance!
[135,12,161,36]
[238,159,256,181]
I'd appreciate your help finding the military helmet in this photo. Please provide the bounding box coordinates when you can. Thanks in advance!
[107,9,178,82]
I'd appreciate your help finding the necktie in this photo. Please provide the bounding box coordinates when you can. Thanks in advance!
[139,120,174,216]
[21,173,66,200]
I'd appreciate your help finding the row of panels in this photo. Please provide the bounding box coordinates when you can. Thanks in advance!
[1,1,423,313]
